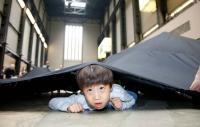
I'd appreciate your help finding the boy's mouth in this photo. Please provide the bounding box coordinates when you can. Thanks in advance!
[94,102,103,109]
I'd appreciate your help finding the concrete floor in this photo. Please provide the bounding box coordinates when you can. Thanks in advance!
[0,95,200,127]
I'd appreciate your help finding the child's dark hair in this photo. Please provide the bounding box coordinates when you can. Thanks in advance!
[76,65,113,90]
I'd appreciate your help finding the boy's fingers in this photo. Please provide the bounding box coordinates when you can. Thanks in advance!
[72,103,83,113]
[68,106,73,112]
[74,104,81,112]
[77,104,82,112]
[78,104,84,112]
[110,98,122,110]
[72,106,77,112]
[69,104,79,112]
[68,103,84,113]
[74,105,78,112]
[111,99,120,105]
[69,107,75,112]
[110,98,117,100]
[111,97,120,101]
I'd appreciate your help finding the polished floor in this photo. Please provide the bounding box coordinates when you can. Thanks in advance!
[0,94,199,127]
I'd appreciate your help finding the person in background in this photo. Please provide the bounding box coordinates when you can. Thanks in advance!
[55,64,64,71]
[4,64,16,79]
[19,66,27,77]
[43,60,50,69]
[190,66,200,92]
[49,65,137,113]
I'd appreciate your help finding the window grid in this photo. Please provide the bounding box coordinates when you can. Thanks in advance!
[65,25,83,61]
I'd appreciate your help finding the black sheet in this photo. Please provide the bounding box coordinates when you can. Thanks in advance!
[0,32,200,102]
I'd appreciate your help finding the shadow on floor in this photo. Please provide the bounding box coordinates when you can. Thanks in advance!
[0,93,199,112]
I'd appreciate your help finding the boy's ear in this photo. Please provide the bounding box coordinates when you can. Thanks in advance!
[76,90,82,94]
[80,90,84,94]
[110,84,113,91]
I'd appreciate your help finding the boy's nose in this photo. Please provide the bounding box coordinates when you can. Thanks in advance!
[94,90,100,100]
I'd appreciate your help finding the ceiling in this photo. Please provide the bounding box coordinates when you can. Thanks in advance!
[43,0,110,21]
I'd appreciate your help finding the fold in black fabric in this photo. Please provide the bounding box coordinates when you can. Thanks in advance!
[0,32,200,102]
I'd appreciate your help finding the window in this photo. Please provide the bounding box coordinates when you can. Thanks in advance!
[22,18,31,60]
[0,15,1,30]
[6,26,18,53]
[0,0,4,12]
[64,25,83,61]
[31,32,37,65]
[3,54,16,69]
[37,41,42,67]
[139,0,158,37]
[10,0,21,31]
[167,0,194,18]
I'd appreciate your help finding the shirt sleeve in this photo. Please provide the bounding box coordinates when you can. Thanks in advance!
[121,95,136,110]
[48,94,83,112]
[110,84,137,110]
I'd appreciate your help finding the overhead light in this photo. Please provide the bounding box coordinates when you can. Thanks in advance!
[143,24,159,38]
[65,0,87,8]
[34,23,41,35]
[71,1,86,8]
[43,42,48,49]
[100,37,112,52]
[139,0,149,8]
[40,35,45,43]
[170,0,194,17]
[65,1,70,6]
[128,42,136,48]
[26,8,35,24]
[139,0,156,13]
[98,37,112,59]
[17,0,25,8]
[39,33,42,38]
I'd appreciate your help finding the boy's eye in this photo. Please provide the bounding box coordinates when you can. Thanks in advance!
[99,86,104,90]
[88,88,92,92]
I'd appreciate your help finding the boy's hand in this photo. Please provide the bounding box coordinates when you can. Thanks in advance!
[110,97,122,110]
[67,103,84,113]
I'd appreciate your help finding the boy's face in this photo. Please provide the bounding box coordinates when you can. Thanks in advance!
[82,83,111,110]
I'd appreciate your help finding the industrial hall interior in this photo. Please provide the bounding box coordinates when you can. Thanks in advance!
[0,0,200,127]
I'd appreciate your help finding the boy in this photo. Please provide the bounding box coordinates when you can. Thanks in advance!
[49,65,137,113]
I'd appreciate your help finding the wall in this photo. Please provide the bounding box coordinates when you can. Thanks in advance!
[0,0,4,12]
[103,0,136,53]
[116,9,121,53]
[82,23,99,63]
[48,20,100,69]
[125,0,135,45]
[0,0,3,31]
[144,1,200,41]
[0,0,49,77]
[48,20,65,69]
